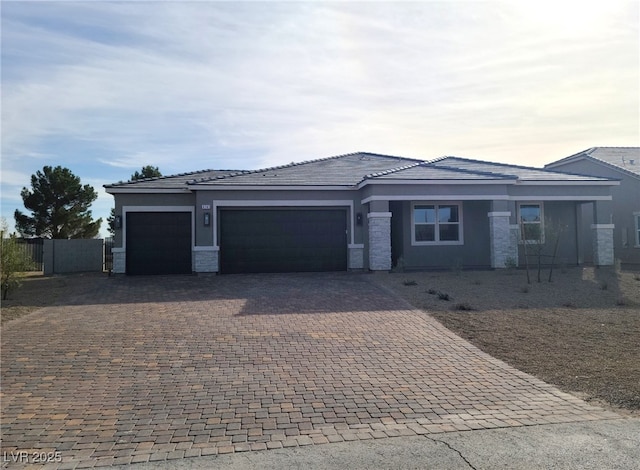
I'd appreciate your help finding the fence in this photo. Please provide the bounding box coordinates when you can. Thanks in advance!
[5,238,115,274]
[16,238,44,271]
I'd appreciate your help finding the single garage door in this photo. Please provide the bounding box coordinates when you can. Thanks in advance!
[126,212,192,275]
[220,209,347,274]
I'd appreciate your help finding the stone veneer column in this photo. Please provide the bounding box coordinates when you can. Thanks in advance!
[488,211,516,268]
[111,248,125,274]
[591,224,614,266]
[368,212,392,271]
[348,245,365,270]
[194,247,219,273]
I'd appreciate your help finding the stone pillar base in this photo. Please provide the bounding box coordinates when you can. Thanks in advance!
[488,212,517,268]
[194,247,219,273]
[591,224,614,266]
[112,249,126,274]
[368,212,392,271]
[348,245,365,270]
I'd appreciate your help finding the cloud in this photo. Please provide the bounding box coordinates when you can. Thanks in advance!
[1,1,638,234]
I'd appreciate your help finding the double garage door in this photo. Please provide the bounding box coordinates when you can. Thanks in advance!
[126,209,347,275]
[220,209,347,274]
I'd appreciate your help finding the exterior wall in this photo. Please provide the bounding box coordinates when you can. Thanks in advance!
[44,239,104,275]
[545,159,640,265]
[392,200,492,270]
[516,201,579,267]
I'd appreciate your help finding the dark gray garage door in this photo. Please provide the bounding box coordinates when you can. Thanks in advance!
[126,212,192,275]
[220,209,347,274]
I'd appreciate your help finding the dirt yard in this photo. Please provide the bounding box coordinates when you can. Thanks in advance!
[373,266,640,414]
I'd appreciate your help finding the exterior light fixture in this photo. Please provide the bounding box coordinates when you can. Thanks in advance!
[203,212,211,226]
[114,215,122,229]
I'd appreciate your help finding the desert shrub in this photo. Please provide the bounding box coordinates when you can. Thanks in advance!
[437,291,451,301]
[599,281,608,291]
[452,302,474,311]
[427,288,437,295]
[504,256,517,270]
[402,279,417,286]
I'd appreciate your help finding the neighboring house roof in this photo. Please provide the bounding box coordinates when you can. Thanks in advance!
[104,151,616,193]
[545,147,640,179]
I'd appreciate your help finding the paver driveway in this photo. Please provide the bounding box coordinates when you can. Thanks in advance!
[1,273,617,468]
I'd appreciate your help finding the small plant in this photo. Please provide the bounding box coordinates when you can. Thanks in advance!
[520,286,529,293]
[504,256,517,270]
[599,281,608,291]
[452,302,474,311]
[562,301,577,308]
[392,256,405,273]
[437,291,451,301]
[633,273,640,281]
[616,296,626,306]
[427,288,437,295]
[614,258,622,274]
[402,279,418,286]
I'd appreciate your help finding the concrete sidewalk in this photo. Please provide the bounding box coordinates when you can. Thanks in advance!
[119,418,639,470]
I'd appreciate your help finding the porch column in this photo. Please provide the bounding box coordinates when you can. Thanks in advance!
[488,200,517,268]
[368,207,392,271]
[592,200,614,266]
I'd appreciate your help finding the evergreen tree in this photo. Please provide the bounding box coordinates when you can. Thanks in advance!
[14,166,102,239]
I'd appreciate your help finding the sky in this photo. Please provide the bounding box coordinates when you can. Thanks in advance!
[1,1,638,237]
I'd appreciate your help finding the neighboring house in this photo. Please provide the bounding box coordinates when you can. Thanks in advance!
[104,152,618,275]
[546,147,640,267]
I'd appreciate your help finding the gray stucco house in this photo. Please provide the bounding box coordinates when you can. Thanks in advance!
[104,152,618,275]
[546,147,640,266]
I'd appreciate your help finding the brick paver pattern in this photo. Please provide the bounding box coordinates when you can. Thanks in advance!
[1,273,618,468]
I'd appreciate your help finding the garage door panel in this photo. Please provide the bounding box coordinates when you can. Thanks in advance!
[126,212,192,275]
[220,209,347,274]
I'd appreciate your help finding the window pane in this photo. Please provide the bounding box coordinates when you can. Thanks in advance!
[415,205,435,223]
[523,223,542,241]
[415,224,435,242]
[520,204,540,222]
[439,224,459,241]
[438,205,459,223]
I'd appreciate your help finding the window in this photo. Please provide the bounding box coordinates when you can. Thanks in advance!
[413,203,463,245]
[518,202,544,243]
[634,212,640,247]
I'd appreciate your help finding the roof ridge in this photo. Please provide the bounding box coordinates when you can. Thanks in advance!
[188,151,422,184]
[187,152,355,184]
[435,155,582,175]
[425,163,515,179]
[362,162,423,180]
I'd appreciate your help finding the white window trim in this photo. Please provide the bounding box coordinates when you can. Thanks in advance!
[634,211,640,248]
[411,201,464,246]
[517,202,545,244]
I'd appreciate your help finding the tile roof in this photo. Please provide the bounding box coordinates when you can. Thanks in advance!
[104,151,616,192]
[430,156,613,182]
[546,147,640,178]
[188,152,421,187]
[104,169,242,189]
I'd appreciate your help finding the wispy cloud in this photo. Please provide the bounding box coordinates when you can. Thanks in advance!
[1,1,638,235]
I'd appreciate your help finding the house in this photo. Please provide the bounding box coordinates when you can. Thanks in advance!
[104,152,619,275]
[545,147,640,266]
